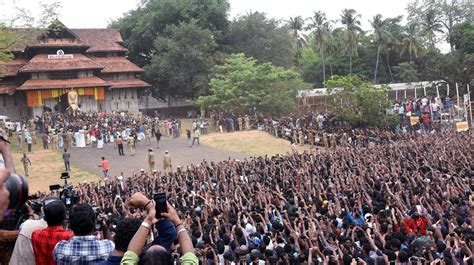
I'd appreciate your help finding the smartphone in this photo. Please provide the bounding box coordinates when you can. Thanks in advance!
[154,192,168,218]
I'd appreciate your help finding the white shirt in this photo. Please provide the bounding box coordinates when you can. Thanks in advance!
[9,219,47,265]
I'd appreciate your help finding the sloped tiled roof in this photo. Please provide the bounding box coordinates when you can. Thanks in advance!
[0,59,28,76]
[5,28,127,53]
[0,83,17,94]
[71,29,128,52]
[107,79,151,89]
[91,56,144,73]
[19,54,103,73]
[18,77,110,90]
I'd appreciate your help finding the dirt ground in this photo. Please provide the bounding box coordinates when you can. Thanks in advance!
[200,130,310,156]
[10,140,100,193]
[9,128,309,192]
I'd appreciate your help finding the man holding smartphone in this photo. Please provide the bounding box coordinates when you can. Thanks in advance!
[121,192,198,264]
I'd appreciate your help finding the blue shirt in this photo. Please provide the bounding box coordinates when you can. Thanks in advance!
[53,235,114,265]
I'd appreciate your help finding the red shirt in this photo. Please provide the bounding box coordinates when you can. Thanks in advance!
[31,226,74,265]
[102,159,109,171]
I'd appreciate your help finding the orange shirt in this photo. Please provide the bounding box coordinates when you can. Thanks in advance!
[101,160,109,171]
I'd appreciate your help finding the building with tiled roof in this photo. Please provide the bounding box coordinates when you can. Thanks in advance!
[0,20,151,119]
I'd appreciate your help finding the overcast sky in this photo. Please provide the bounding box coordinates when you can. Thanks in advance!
[0,0,411,29]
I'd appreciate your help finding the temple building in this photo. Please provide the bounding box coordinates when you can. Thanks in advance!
[0,20,151,120]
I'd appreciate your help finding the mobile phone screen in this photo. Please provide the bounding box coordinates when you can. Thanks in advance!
[154,192,168,218]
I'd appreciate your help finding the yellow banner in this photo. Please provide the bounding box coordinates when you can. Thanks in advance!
[456,121,469,132]
[410,116,419,126]
[37,91,43,106]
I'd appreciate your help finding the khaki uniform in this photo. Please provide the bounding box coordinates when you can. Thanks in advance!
[148,151,155,173]
[163,153,172,173]
[308,131,314,146]
[51,134,58,150]
[323,133,329,148]
[128,136,136,156]
[331,134,337,149]
[67,131,73,149]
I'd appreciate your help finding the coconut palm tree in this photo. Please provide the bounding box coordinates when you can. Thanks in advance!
[420,9,444,50]
[287,16,306,68]
[340,9,363,74]
[306,11,330,83]
[400,23,424,64]
[371,14,395,83]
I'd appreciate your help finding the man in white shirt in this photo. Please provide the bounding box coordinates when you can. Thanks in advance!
[9,219,47,265]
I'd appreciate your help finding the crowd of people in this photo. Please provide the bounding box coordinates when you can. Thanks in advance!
[13,111,185,154]
[0,117,472,264]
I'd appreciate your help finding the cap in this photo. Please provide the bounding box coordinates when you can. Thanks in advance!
[140,169,145,172]
[165,150,168,153]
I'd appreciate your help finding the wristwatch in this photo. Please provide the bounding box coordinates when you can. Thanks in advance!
[141,221,151,229]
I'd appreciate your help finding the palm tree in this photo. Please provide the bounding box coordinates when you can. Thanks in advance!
[400,23,424,64]
[306,11,330,83]
[370,14,395,83]
[340,9,363,74]
[420,9,444,50]
[287,16,306,68]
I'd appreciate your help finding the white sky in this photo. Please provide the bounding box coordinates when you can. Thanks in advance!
[0,0,449,50]
[0,0,411,28]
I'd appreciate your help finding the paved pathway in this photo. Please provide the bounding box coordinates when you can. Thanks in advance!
[68,136,246,177]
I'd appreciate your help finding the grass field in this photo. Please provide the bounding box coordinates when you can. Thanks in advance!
[10,136,100,193]
[200,130,310,157]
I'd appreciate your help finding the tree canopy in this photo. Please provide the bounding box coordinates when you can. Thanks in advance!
[109,0,473,100]
[325,75,397,128]
[198,54,310,116]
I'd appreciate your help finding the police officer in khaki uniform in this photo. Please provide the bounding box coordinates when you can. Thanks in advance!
[163,150,172,173]
[148,148,155,173]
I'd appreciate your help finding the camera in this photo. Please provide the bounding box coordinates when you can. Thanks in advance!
[49,172,77,208]
[5,173,29,209]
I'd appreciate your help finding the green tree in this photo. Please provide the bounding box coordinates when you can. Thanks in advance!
[306,11,330,83]
[198,53,310,116]
[420,9,444,50]
[371,14,396,83]
[225,12,294,68]
[111,0,230,67]
[0,1,61,74]
[340,9,363,74]
[450,21,474,54]
[287,16,306,68]
[145,20,217,101]
[407,0,473,50]
[400,23,424,63]
[325,75,396,127]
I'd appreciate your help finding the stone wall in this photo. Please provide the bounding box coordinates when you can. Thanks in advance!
[104,88,139,113]
[0,93,29,121]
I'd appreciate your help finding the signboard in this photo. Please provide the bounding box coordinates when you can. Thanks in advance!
[456,121,469,132]
[410,116,419,125]
[464,94,470,105]
[48,50,74,60]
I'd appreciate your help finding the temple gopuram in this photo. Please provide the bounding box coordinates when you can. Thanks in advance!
[0,20,151,120]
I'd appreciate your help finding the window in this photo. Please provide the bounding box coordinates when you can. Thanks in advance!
[124,91,127,99]
[127,101,130,108]
[118,91,121,100]
[2,95,6,107]
[14,94,17,106]
[49,71,78,80]
[102,74,114,80]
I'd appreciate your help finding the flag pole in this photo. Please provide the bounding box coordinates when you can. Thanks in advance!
[468,84,473,128]
[456,83,460,118]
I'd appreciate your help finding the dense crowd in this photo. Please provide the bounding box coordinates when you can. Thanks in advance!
[1,123,472,264]
[14,112,184,152]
